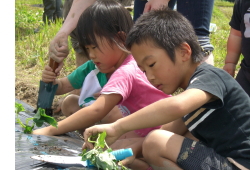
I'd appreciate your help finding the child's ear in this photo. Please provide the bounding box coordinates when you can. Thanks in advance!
[117,31,126,44]
[180,42,192,62]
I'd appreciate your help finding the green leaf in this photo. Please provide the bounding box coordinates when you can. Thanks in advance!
[33,118,45,127]
[40,115,58,127]
[33,108,43,119]
[16,115,26,129]
[15,102,25,114]
[23,124,34,134]
[96,131,107,149]
[33,108,58,128]
[25,117,34,125]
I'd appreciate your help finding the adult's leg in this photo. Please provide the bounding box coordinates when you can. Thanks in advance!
[42,0,56,24]
[55,0,63,21]
[133,0,147,22]
[168,0,177,10]
[177,0,215,65]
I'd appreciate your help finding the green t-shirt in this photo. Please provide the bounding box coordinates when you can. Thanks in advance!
[67,60,107,107]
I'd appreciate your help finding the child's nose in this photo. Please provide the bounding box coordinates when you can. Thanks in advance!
[146,72,155,81]
[88,52,96,60]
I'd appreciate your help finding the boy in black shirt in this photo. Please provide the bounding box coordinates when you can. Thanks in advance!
[83,7,250,170]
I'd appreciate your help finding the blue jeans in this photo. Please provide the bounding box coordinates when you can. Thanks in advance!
[133,0,214,54]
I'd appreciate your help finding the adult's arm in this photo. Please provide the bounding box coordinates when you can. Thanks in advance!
[49,0,96,73]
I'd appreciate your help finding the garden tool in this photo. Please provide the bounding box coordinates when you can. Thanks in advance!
[34,58,59,116]
[31,148,133,168]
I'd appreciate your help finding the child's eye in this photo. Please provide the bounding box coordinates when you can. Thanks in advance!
[149,63,155,67]
[91,46,96,49]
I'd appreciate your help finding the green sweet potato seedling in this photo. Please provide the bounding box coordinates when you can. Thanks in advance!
[79,131,130,170]
[15,102,58,134]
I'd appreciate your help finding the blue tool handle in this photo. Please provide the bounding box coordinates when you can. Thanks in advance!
[87,148,133,167]
[111,148,133,160]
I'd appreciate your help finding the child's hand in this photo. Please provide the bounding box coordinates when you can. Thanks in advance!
[42,65,60,83]
[32,127,53,136]
[82,123,121,150]
[223,63,236,77]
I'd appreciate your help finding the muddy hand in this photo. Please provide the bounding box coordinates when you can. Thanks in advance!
[49,32,69,74]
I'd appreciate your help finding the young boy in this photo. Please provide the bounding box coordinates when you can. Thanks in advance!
[83,7,250,170]
[223,0,250,97]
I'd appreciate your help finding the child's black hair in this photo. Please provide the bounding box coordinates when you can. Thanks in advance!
[126,7,204,63]
[76,0,133,52]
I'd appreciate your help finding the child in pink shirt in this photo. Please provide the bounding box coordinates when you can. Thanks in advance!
[102,54,170,137]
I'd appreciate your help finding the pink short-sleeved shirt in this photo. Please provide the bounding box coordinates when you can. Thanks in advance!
[101,55,171,137]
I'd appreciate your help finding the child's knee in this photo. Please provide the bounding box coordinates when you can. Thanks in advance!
[61,94,79,117]
[100,106,123,123]
[143,130,164,156]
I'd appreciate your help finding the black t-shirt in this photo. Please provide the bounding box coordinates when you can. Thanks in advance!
[183,63,250,168]
[229,0,250,66]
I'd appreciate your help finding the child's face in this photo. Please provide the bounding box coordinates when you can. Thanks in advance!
[131,41,191,94]
[85,36,126,73]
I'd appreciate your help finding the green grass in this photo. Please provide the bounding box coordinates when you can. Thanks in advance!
[15,0,76,84]
[15,0,238,82]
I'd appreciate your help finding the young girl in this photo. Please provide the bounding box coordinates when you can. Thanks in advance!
[32,0,170,142]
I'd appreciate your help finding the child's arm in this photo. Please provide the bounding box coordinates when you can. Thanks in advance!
[223,27,242,77]
[32,93,122,136]
[42,65,74,95]
[83,88,213,148]
[160,118,188,135]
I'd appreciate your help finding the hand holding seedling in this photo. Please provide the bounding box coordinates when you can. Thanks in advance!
[49,32,69,73]
[80,131,131,170]
[83,123,123,150]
